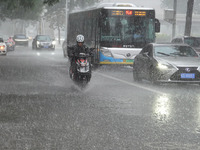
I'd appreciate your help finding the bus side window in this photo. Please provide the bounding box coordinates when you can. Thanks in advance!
[104,18,111,35]
[115,18,122,36]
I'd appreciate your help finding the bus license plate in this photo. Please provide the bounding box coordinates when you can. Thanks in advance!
[181,73,195,79]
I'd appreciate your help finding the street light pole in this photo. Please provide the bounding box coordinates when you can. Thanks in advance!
[65,0,68,43]
[172,0,177,38]
[184,0,194,36]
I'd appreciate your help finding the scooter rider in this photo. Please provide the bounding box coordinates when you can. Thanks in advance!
[68,34,91,79]
[7,37,15,45]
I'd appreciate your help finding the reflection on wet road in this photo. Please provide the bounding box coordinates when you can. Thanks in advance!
[0,46,200,149]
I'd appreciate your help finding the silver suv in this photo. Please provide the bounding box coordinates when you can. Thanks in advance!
[171,36,200,53]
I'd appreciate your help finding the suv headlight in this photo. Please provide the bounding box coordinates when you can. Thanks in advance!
[157,63,169,70]
[37,41,40,45]
[157,62,176,70]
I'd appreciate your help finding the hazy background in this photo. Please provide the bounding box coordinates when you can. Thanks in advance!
[1,0,200,43]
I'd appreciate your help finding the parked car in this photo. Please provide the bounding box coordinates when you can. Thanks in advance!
[133,43,200,84]
[171,36,200,53]
[32,35,55,50]
[13,34,29,46]
[0,37,7,55]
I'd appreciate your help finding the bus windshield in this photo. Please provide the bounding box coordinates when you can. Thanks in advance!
[101,16,155,48]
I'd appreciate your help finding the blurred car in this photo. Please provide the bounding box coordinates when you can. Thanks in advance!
[133,43,200,84]
[62,38,67,57]
[13,34,29,46]
[32,35,55,50]
[171,36,200,53]
[0,37,7,55]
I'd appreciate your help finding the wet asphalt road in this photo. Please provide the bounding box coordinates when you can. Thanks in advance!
[0,46,200,150]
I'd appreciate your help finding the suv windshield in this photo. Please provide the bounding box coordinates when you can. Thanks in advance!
[15,35,26,39]
[37,35,51,42]
[154,45,198,57]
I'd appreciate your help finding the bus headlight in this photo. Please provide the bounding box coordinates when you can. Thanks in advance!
[101,49,112,57]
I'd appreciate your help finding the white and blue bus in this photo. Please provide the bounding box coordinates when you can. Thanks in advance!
[67,3,160,65]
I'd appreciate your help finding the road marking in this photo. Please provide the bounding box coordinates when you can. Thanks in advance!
[95,72,166,95]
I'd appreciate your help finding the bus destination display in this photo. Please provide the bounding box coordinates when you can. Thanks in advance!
[112,10,123,16]
[135,11,146,16]
[111,10,146,16]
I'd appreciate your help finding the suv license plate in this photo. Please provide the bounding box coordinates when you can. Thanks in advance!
[181,73,195,79]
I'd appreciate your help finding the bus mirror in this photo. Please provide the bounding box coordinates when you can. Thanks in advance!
[155,18,160,33]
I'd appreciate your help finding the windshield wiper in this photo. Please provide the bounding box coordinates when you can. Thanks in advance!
[157,52,170,56]
[170,52,180,56]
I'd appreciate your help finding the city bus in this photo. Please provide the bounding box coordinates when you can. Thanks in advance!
[66,3,160,65]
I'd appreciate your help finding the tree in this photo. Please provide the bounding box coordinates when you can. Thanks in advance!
[45,0,102,44]
[43,0,60,6]
[45,0,66,44]
[0,0,62,21]
[0,0,43,21]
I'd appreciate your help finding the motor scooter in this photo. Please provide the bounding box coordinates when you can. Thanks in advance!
[6,42,15,51]
[69,52,92,88]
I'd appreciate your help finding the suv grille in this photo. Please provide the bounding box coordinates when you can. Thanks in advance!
[170,67,200,81]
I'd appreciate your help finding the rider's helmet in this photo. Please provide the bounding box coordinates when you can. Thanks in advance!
[76,34,84,43]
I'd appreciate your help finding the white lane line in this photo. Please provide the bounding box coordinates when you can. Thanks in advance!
[95,72,166,95]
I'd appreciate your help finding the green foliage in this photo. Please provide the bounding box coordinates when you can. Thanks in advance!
[45,0,102,30]
[75,0,102,9]
[45,0,66,29]
[156,33,171,42]
[0,0,62,21]
[43,0,60,6]
[0,0,102,21]
[0,0,43,20]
